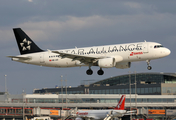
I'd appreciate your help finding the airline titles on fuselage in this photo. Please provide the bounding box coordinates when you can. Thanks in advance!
[77,112,88,115]
[60,43,143,55]
[48,43,144,62]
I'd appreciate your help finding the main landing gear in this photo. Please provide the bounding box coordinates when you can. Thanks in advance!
[146,60,152,70]
[86,66,104,75]
[86,64,93,75]
[97,68,104,75]
[86,69,93,75]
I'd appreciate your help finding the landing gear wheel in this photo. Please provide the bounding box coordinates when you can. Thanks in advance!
[147,66,152,70]
[146,60,152,70]
[86,69,93,75]
[97,69,104,75]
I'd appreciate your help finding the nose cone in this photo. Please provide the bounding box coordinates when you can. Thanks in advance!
[159,48,171,58]
[165,48,171,56]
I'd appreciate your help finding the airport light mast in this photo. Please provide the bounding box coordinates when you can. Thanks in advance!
[60,75,63,120]
[129,71,132,120]
[135,71,137,109]
[61,75,63,110]
[4,75,7,94]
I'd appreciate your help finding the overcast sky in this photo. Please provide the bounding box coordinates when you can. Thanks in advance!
[0,0,176,94]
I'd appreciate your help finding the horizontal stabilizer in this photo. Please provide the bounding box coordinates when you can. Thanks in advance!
[7,56,31,60]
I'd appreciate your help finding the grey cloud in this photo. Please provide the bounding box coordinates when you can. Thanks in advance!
[0,0,176,94]
[2,1,176,27]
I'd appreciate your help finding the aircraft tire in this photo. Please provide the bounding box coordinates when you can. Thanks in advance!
[97,69,104,75]
[147,66,152,70]
[86,69,93,75]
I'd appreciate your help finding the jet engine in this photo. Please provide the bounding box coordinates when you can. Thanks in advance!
[98,58,115,68]
[115,62,131,69]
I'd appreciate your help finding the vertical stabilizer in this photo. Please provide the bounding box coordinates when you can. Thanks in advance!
[13,28,43,55]
[114,95,126,110]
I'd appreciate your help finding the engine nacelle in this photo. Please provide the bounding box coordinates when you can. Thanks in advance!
[115,62,131,69]
[98,58,115,68]
[75,117,83,120]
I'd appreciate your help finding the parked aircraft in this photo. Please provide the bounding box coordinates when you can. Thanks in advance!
[8,28,171,75]
[75,95,133,120]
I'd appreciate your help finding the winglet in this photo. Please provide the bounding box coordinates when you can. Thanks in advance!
[114,95,126,110]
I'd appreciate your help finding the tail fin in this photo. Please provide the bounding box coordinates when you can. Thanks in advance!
[114,95,126,110]
[13,28,43,55]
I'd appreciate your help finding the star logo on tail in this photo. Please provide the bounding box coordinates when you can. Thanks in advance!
[20,38,32,51]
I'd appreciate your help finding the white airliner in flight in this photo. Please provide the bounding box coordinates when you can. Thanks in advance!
[8,28,171,75]
[75,95,132,120]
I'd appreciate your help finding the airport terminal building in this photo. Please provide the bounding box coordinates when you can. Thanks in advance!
[1,72,176,119]
[34,72,176,95]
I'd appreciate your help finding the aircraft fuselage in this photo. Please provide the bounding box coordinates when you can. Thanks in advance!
[8,28,171,75]
[13,42,170,68]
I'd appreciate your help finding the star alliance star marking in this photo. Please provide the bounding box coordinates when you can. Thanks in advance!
[20,38,32,51]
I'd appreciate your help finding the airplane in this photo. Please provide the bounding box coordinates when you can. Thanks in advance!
[7,28,171,75]
[75,95,133,120]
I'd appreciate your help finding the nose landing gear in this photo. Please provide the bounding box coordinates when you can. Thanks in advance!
[146,60,152,70]
[147,66,152,70]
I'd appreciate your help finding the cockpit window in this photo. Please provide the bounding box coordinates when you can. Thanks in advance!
[154,45,163,48]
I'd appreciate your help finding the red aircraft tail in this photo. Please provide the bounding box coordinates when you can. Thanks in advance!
[114,95,126,110]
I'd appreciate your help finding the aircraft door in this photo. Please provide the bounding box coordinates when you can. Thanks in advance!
[40,54,45,64]
[143,43,148,53]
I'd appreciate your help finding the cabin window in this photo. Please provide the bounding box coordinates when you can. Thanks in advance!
[154,45,164,48]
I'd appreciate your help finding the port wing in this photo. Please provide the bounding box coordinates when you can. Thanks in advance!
[52,51,100,64]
